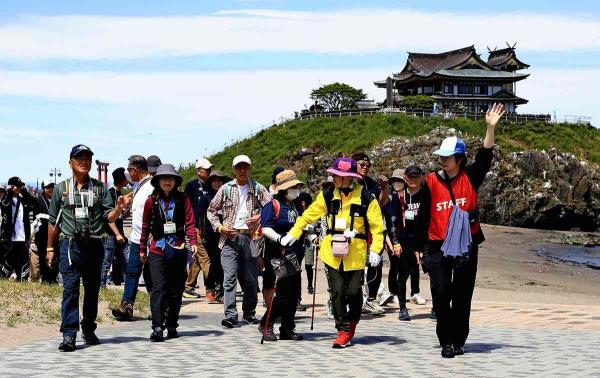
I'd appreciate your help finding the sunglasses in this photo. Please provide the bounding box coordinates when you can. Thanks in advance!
[357,163,371,168]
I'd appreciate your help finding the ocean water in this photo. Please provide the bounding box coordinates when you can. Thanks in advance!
[537,245,600,270]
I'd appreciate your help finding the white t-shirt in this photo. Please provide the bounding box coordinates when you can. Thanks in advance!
[233,184,250,229]
[11,197,25,242]
[129,176,154,244]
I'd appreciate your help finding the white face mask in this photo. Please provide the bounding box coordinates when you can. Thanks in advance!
[286,188,300,201]
[392,182,405,192]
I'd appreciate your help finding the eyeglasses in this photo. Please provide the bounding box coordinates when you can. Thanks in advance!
[127,166,135,172]
[357,163,371,168]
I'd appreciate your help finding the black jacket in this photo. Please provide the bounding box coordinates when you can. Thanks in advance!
[0,189,39,242]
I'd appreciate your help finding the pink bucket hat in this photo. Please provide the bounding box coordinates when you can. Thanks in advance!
[326,158,362,179]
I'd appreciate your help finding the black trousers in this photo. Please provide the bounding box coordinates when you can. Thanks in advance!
[260,272,301,332]
[204,234,223,295]
[325,263,364,331]
[35,238,59,284]
[148,251,187,331]
[366,262,383,299]
[396,243,418,308]
[424,242,478,348]
[2,241,29,281]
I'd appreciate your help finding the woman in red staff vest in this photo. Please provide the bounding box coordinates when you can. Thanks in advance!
[421,103,505,358]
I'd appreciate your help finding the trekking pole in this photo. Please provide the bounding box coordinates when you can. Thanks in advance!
[261,278,277,344]
[310,244,318,331]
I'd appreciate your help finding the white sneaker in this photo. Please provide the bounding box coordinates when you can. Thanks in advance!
[410,293,427,305]
[379,292,395,306]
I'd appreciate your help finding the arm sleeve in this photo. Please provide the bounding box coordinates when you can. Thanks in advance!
[289,192,328,240]
[366,199,385,254]
[101,183,114,221]
[48,184,62,225]
[139,198,153,253]
[207,186,225,231]
[466,146,494,191]
[385,195,400,245]
[184,197,197,246]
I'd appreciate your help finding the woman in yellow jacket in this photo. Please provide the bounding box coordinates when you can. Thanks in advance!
[280,158,384,348]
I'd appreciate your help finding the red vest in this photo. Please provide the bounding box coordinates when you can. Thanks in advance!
[426,171,480,241]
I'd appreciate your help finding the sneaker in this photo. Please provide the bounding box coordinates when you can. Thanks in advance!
[111,301,133,321]
[441,344,455,358]
[258,325,277,341]
[166,329,179,339]
[410,293,427,305]
[279,329,304,341]
[362,299,385,316]
[82,331,100,345]
[332,330,352,348]
[430,308,437,321]
[398,308,411,321]
[379,292,395,306]
[327,299,334,320]
[221,318,238,328]
[296,301,307,312]
[243,314,260,324]
[454,345,464,355]
[150,328,164,342]
[58,335,76,352]
[307,286,314,295]
[183,289,201,299]
[205,290,217,302]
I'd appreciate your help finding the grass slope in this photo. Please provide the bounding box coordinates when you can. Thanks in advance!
[182,114,600,185]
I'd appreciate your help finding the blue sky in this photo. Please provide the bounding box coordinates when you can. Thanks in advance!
[0,1,599,185]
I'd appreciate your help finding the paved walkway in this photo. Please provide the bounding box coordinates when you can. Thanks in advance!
[2,298,599,377]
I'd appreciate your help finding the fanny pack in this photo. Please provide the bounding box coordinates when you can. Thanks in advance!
[270,248,301,280]
[330,234,350,258]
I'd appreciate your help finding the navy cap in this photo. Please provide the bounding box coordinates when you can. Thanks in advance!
[70,144,94,158]
[8,177,25,187]
[404,165,424,176]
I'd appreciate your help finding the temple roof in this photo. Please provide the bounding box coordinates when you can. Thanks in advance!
[487,47,529,70]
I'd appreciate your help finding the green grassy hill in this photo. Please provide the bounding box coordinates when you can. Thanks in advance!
[181,114,600,185]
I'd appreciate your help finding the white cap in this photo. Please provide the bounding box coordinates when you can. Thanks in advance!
[232,155,252,167]
[195,157,214,170]
[42,178,55,187]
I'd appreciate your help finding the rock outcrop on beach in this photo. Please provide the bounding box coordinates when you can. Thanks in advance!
[285,127,600,231]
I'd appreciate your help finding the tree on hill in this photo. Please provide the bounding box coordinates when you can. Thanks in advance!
[310,82,367,111]
[401,95,435,111]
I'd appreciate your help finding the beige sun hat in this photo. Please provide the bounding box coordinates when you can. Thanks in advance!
[275,170,304,192]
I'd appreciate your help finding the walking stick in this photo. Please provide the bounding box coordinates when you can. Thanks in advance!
[310,244,318,331]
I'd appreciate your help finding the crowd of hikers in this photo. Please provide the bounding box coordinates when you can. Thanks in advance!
[0,104,505,357]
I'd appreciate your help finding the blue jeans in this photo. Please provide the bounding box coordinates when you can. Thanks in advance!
[59,237,104,337]
[122,242,152,304]
[101,236,127,287]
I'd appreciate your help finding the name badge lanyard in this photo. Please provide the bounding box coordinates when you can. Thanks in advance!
[68,178,94,233]
[159,198,176,233]
[398,190,406,228]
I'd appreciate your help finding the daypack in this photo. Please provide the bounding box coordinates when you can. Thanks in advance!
[222,180,263,202]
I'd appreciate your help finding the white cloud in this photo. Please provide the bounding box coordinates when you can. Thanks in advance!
[0,9,598,60]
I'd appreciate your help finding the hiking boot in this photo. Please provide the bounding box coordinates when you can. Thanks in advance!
[205,290,217,302]
[410,293,427,305]
[279,329,303,341]
[296,301,307,312]
[258,325,277,341]
[327,299,334,320]
[111,301,133,321]
[454,345,464,355]
[349,321,358,339]
[82,331,100,345]
[58,335,76,352]
[362,299,385,316]
[441,344,455,358]
[430,308,437,321]
[221,318,238,328]
[166,329,179,339]
[150,328,164,342]
[243,314,260,324]
[332,330,352,349]
[183,289,201,299]
[398,308,411,321]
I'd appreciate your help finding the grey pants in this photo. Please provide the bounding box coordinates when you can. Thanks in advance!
[220,234,258,321]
